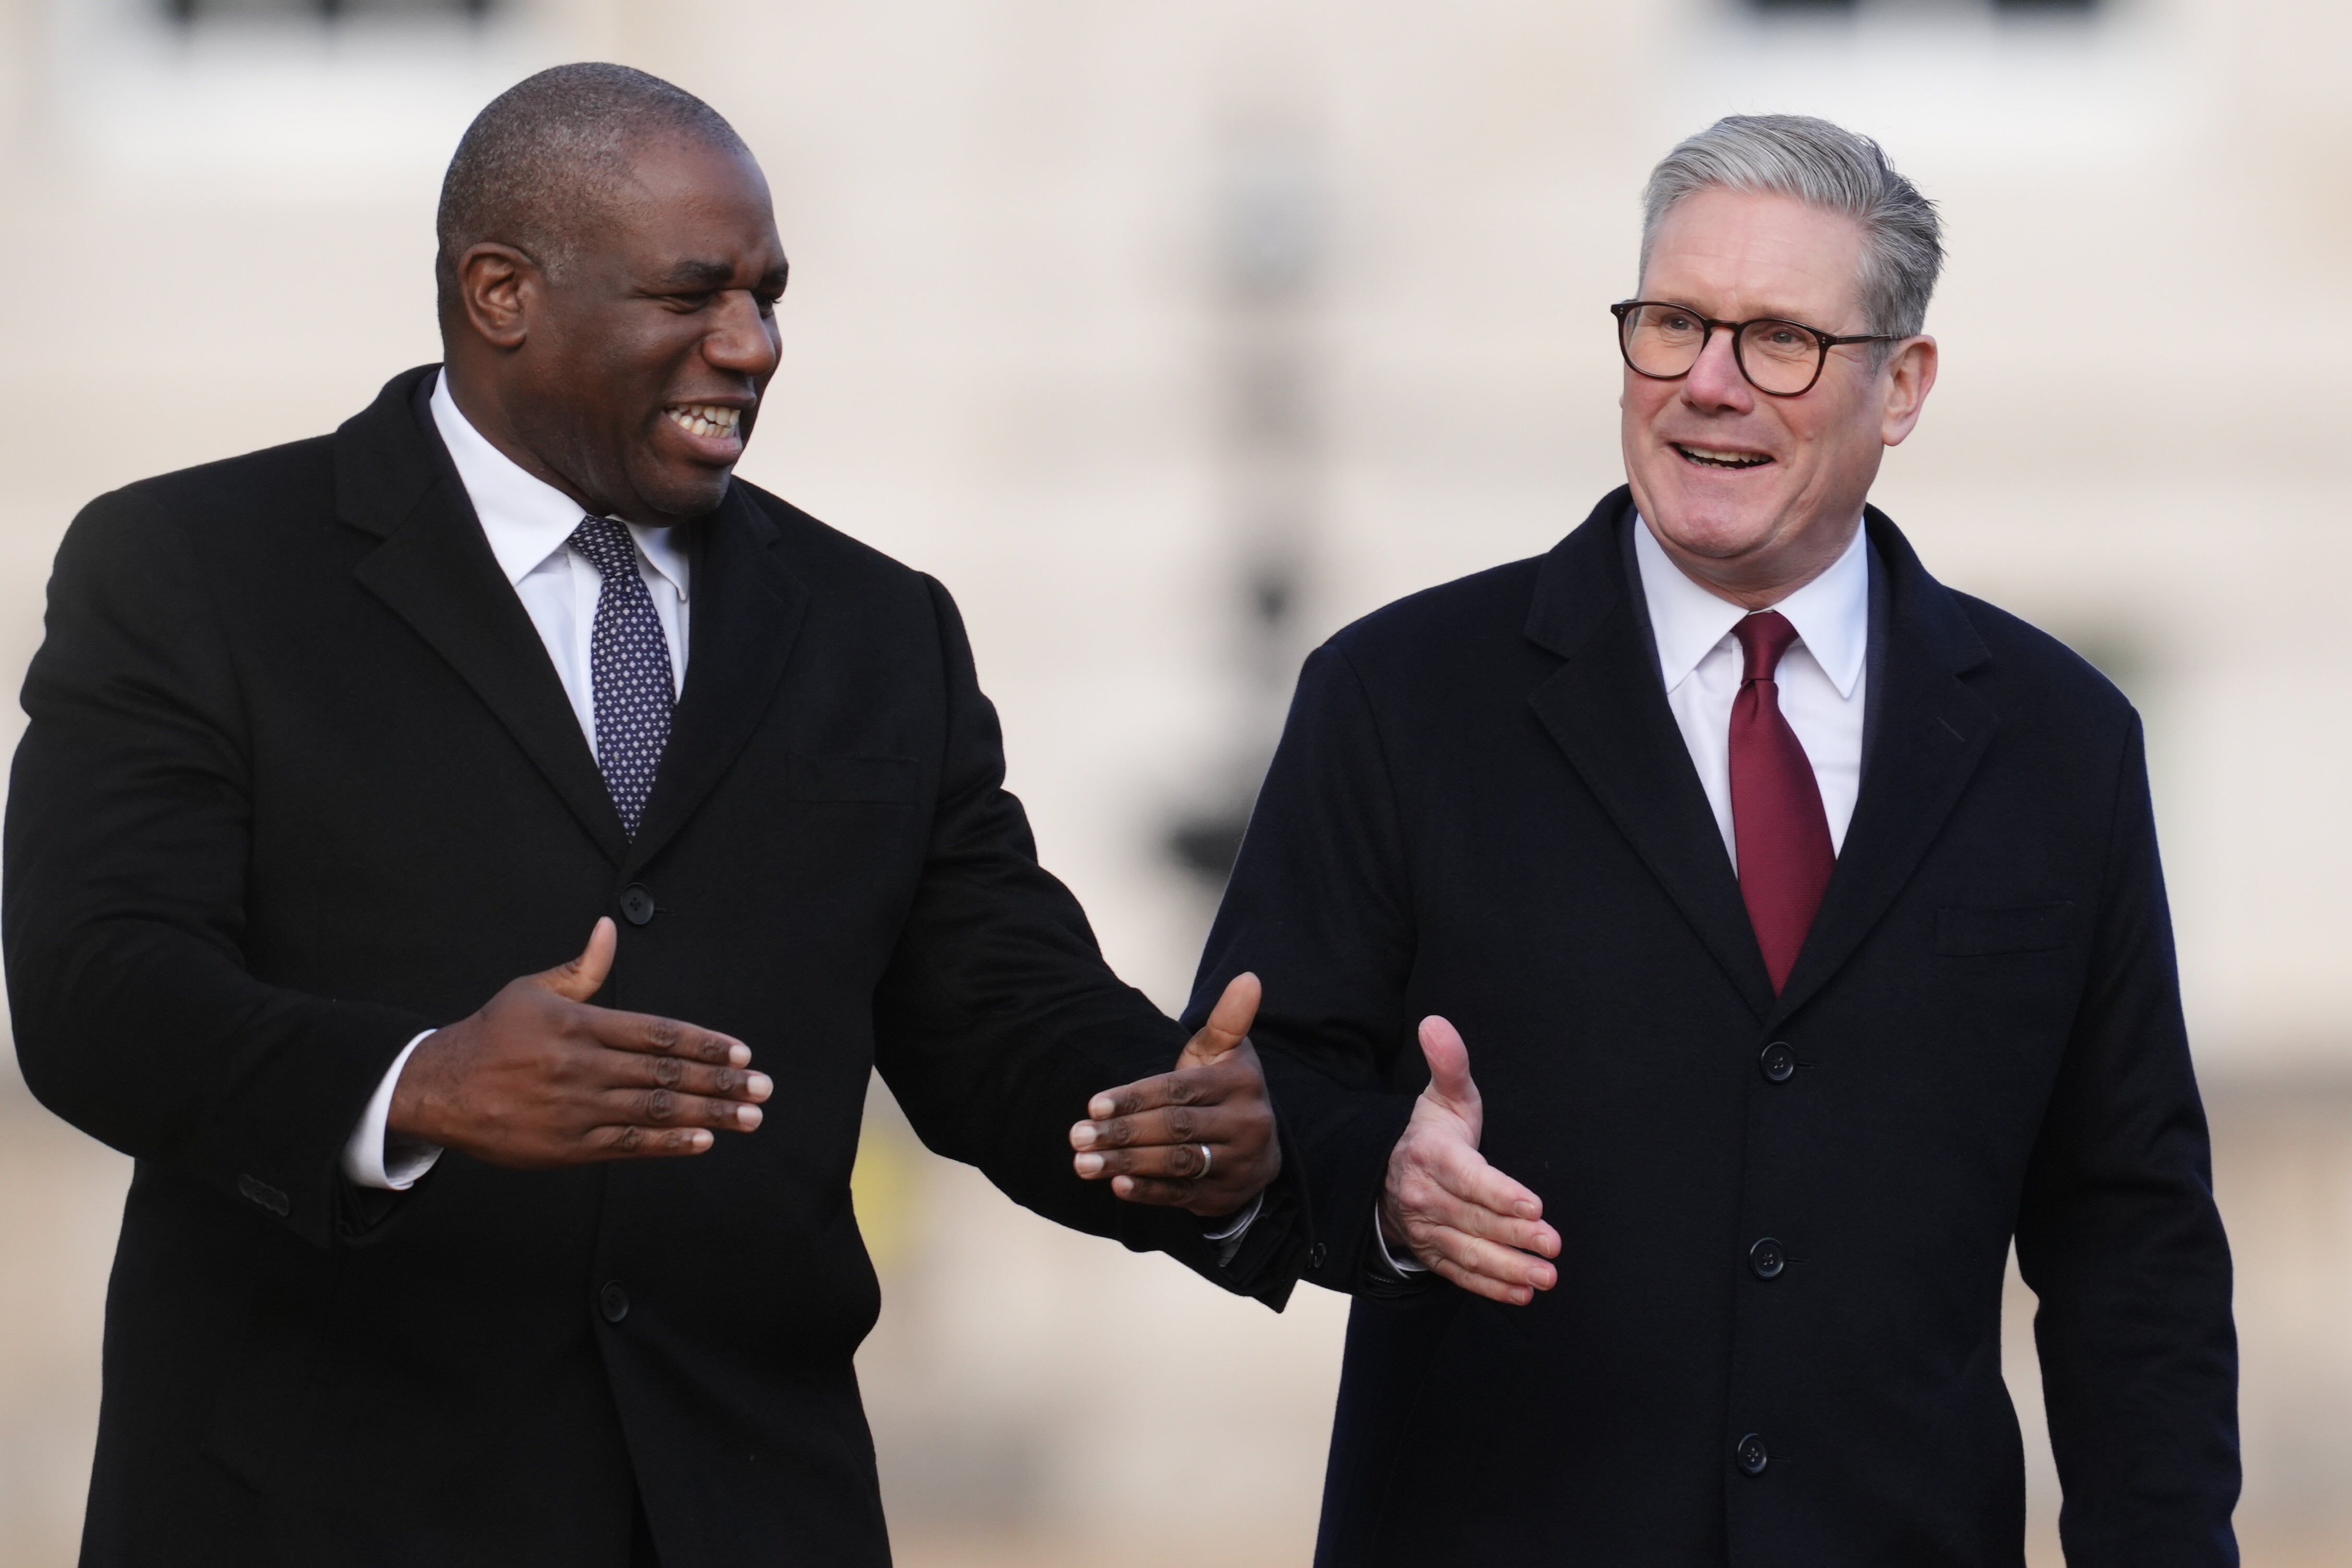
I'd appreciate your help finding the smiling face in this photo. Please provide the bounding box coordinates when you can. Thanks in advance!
[444,134,788,525]
[1622,187,1936,607]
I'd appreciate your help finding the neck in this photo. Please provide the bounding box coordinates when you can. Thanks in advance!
[439,358,605,519]
[1648,514,1864,613]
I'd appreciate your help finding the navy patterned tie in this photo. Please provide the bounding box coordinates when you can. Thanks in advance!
[567,518,676,837]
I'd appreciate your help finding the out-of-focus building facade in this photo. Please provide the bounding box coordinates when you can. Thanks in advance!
[1,2,2347,1563]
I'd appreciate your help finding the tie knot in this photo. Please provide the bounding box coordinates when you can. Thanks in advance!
[568,517,638,579]
[1733,610,1801,684]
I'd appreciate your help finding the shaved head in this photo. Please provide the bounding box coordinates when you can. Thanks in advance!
[435,63,749,324]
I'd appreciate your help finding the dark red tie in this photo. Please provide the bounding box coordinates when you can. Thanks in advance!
[1730,612,1835,993]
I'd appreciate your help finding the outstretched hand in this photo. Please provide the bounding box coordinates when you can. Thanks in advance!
[1380,1015,1560,1304]
[388,918,771,1167]
[1069,972,1282,1218]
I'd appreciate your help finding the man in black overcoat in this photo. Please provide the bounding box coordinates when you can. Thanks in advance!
[5,65,1291,1566]
[1183,114,2240,1565]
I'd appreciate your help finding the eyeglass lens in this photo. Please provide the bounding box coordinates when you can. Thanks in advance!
[1619,304,1823,397]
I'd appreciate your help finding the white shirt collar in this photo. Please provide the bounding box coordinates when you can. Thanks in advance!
[1633,513,1868,699]
[428,369,690,600]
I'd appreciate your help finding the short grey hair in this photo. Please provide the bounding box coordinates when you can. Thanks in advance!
[1639,114,1943,341]
[436,63,749,313]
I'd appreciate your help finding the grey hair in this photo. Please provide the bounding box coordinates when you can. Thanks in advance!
[1639,114,1943,342]
[435,63,748,313]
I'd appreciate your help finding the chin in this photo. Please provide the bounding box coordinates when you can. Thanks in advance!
[641,467,736,522]
[1643,487,1782,562]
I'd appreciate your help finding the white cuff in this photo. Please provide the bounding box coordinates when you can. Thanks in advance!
[1202,1191,1263,1243]
[1373,1200,1427,1275]
[341,1031,445,1192]
[1202,1191,1263,1268]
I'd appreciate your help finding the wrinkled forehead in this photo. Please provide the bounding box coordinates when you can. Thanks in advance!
[1640,187,1870,328]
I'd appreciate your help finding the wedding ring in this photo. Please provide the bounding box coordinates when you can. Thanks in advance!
[1196,1143,1214,1180]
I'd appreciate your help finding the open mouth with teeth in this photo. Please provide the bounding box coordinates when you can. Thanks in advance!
[665,403,744,442]
[1673,443,1772,471]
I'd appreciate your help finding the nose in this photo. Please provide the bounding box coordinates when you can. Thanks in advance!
[703,290,781,381]
[1681,322,1753,413]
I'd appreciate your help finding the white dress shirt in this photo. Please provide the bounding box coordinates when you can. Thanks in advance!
[1375,511,1872,1274]
[1635,513,1869,864]
[340,371,694,1191]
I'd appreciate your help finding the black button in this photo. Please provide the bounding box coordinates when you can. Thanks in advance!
[1748,1237,1785,1279]
[1736,1433,1768,1476]
[1308,1242,1328,1270]
[1759,1042,1797,1083]
[599,1281,630,1323]
[619,885,656,926]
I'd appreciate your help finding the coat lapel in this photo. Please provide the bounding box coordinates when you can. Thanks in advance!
[1524,493,1778,1019]
[623,482,809,874]
[1769,509,1995,1022]
[339,368,631,865]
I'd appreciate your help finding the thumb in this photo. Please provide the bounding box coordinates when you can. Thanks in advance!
[1178,972,1261,1069]
[1417,1015,1481,1124]
[538,917,617,1003]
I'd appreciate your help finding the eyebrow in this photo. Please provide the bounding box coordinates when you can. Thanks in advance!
[653,259,790,292]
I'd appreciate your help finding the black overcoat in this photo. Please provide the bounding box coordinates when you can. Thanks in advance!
[1186,492,2239,1566]
[5,368,1284,1566]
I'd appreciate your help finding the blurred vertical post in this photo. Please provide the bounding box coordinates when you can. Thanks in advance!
[1167,126,1327,889]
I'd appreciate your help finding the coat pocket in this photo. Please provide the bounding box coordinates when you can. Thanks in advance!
[1936,900,2076,956]
[779,753,920,804]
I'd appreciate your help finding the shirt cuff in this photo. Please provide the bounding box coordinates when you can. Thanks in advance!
[341,1030,445,1192]
[1372,1200,1428,1275]
[1201,1191,1264,1267]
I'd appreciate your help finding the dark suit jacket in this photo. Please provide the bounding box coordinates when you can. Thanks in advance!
[6,367,1292,1567]
[1186,491,2239,1567]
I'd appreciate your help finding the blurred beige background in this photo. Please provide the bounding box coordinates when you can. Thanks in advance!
[3,0,2349,1563]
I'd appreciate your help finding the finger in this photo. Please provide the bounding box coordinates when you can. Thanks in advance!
[1084,1062,1226,1123]
[1176,972,1261,1070]
[1427,1250,1551,1307]
[581,1124,718,1159]
[1423,1144,1552,1234]
[614,1052,773,1104]
[1070,1100,1235,1153]
[1071,1137,1214,1182]
[1405,1186,1560,1257]
[598,1087,765,1133]
[538,918,618,1003]
[1416,1015,1479,1115]
[1106,1172,1239,1210]
[580,1005,752,1069]
[1415,1225,1559,1298]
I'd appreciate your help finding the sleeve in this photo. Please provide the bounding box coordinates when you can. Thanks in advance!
[869,575,1300,1306]
[1183,642,1424,1297]
[2013,712,2240,1565]
[340,1031,445,1191]
[4,489,433,1248]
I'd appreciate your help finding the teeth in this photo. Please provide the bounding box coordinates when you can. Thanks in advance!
[666,404,743,439]
[1676,444,1770,469]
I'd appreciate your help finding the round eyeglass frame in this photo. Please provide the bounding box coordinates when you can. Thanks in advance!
[1610,300,1901,398]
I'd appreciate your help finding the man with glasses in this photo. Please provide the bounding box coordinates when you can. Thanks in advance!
[1155,115,2240,1563]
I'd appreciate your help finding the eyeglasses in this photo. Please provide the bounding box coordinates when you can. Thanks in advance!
[1610,300,1900,397]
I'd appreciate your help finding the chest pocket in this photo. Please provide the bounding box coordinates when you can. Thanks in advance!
[1937,900,2075,956]
[779,753,920,804]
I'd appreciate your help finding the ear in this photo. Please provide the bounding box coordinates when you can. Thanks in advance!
[1879,335,1938,448]
[452,242,543,352]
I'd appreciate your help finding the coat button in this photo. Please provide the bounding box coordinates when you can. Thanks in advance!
[599,1281,630,1323]
[619,884,656,926]
[1759,1042,1797,1083]
[1735,1433,1769,1476]
[1309,1242,1328,1269]
[1749,1237,1786,1279]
